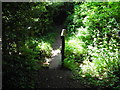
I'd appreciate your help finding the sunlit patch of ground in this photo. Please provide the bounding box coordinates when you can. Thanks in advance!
[52,49,61,56]
[43,25,62,68]
[43,49,61,63]
[43,48,62,69]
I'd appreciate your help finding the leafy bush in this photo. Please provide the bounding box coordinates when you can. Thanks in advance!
[65,37,87,56]
[80,47,120,77]
[36,41,53,58]
[64,2,120,88]
[2,2,62,88]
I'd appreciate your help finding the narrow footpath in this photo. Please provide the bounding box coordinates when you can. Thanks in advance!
[35,26,94,88]
[49,25,62,69]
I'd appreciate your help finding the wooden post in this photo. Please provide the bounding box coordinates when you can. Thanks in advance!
[61,29,66,67]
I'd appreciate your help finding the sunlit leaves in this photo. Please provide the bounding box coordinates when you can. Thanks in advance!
[37,41,52,57]
[80,47,119,79]
[64,2,120,88]
[65,37,87,56]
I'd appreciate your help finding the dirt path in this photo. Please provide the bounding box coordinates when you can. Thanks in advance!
[49,25,62,69]
[35,69,88,88]
[35,26,93,88]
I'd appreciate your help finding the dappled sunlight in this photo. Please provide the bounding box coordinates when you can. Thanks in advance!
[80,60,108,79]
[49,52,61,69]
[65,37,87,55]
[75,27,91,42]
[3,2,120,88]
[79,47,119,80]
[43,25,62,68]
[44,49,61,65]
[48,39,62,69]
[52,49,61,57]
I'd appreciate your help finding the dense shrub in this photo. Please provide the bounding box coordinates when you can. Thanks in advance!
[64,2,120,88]
[2,2,65,88]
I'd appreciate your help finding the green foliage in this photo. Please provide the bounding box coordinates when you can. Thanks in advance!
[64,55,79,71]
[64,2,120,88]
[2,2,120,88]
[2,2,63,88]
[36,41,53,58]
[65,36,87,56]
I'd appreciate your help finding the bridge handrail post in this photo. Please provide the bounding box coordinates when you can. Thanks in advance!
[61,29,66,67]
